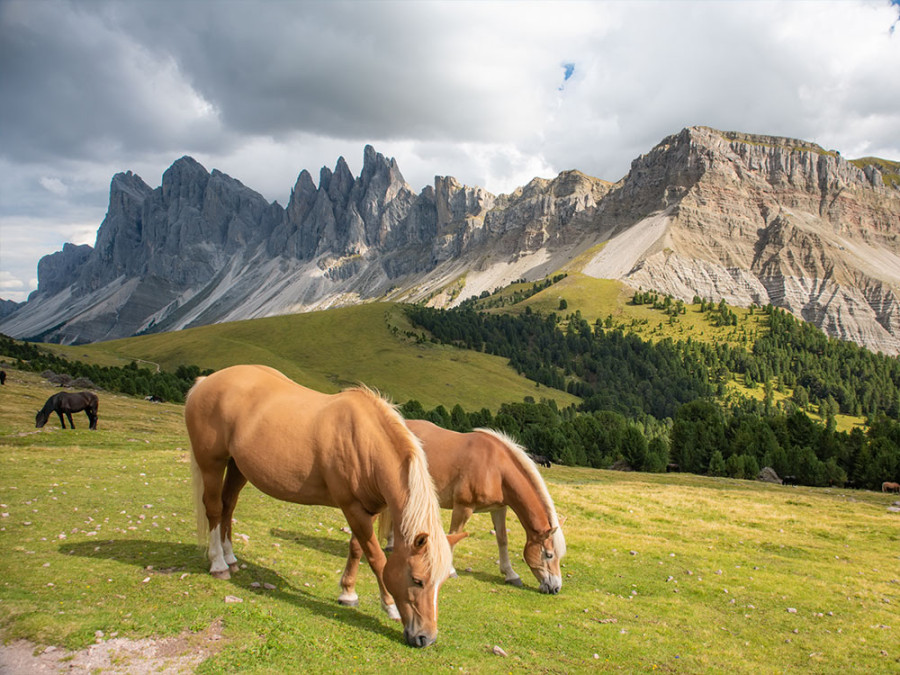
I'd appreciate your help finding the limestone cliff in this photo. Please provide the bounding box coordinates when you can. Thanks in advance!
[581,126,900,353]
[2,127,898,355]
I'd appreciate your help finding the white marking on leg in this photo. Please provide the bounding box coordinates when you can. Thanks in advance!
[381,599,401,620]
[497,543,520,582]
[208,524,229,574]
[222,535,237,566]
[337,590,359,606]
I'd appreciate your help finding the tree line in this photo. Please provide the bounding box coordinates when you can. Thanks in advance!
[0,334,211,403]
[404,302,900,489]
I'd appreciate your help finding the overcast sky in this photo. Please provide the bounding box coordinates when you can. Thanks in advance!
[1,0,899,303]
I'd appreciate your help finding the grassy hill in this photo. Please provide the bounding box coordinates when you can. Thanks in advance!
[43,303,579,411]
[1,370,897,672]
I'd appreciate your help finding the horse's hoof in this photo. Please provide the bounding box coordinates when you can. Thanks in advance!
[337,597,359,608]
[505,577,524,587]
[228,563,240,573]
[449,567,458,579]
[211,569,231,580]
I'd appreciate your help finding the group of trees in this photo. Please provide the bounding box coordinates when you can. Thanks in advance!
[0,334,211,403]
[404,301,900,490]
[399,392,900,490]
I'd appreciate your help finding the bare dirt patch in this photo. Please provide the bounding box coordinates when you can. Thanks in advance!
[0,619,224,674]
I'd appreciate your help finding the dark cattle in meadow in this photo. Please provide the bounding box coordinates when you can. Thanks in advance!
[528,453,552,468]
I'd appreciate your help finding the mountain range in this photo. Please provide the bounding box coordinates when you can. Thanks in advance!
[2,126,899,354]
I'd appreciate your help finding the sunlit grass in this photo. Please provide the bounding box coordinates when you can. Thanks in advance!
[1,370,898,672]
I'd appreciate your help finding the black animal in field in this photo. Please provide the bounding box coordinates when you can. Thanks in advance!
[35,391,99,430]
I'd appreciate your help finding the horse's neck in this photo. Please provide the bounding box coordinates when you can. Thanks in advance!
[501,464,553,536]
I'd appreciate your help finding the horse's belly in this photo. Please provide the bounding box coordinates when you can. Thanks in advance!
[230,446,337,507]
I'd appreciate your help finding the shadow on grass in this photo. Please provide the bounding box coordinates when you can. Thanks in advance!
[60,538,400,643]
[454,567,548,595]
[270,528,349,558]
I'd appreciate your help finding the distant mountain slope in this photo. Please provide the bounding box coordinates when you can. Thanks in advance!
[2,127,898,354]
[45,302,579,411]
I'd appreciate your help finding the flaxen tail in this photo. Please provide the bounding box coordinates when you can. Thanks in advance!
[189,449,208,546]
[186,375,209,547]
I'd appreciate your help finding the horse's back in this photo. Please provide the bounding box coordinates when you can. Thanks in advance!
[184,365,390,506]
[185,365,327,452]
[406,419,505,508]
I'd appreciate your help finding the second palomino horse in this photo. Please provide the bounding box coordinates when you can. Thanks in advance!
[185,365,463,647]
[373,419,566,594]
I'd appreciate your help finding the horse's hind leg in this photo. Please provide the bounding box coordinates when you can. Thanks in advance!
[220,458,248,573]
[448,504,473,579]
[195,458,232,579]
[491,507,523,587]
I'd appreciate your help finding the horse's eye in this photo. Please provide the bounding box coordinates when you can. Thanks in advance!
[544,550,554,560]
[412,577,424,587]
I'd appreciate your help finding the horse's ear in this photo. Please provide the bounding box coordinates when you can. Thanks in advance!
[541,527,558,542]
[447,532,468,550]
[412,532,429,552]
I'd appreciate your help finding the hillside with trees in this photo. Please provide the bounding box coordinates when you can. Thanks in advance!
[404,297,900,490]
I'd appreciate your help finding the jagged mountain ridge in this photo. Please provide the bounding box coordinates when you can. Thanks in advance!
[2,127,899,354]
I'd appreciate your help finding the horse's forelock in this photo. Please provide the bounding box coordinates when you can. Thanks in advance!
[474,428,567,559]
[348,385,452,579]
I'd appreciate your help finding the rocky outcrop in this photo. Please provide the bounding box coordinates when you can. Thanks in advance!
[2,127,898,354]
[583,126,900,354]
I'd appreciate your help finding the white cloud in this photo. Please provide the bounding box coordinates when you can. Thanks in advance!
[39,176,68,196]
[0,0,898,302]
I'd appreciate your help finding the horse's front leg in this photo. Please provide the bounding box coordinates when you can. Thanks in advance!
[341,505,400,621]
[56,411,67,429]
[65,412,75,428]
[339,533,365,608]
[448,504,472,579]
[491,506,522,586]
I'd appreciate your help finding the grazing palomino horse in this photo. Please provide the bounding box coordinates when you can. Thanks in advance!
[35,391,99,430]
[185,365,462,647]
[370,419,566,594]
[883,481,900,494]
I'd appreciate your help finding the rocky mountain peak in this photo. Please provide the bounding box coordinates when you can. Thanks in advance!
[4,128,899,354]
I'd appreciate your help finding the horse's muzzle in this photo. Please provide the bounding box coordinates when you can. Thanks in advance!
[539,576,562,594]
[404,628,436,648]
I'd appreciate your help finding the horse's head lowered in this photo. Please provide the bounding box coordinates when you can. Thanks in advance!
[523,525,566,594]
[34,409,49,428]
[383,531,466,647]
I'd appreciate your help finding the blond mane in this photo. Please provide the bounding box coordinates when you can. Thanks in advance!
[474,428,567,558]
[349,386,453,578]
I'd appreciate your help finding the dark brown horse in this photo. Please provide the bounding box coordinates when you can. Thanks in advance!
[35,391,99,430]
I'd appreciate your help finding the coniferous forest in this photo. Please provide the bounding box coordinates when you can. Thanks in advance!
[404,302,900,490]
[3,294,900,490]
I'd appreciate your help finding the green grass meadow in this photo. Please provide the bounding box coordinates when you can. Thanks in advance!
[2,369,898,672]
[44,303,579,411]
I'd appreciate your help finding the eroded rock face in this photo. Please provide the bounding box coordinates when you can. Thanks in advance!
[3,127,898,354]
[589,126,900,354]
